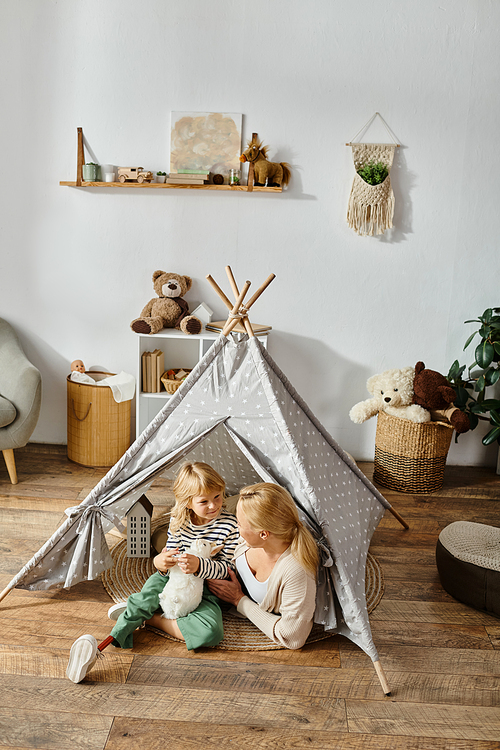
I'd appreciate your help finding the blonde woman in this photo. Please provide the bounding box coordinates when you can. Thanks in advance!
[208,483,319,649]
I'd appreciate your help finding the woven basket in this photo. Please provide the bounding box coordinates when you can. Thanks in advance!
[160,369,192,394]
[373,410,454,494]
[67,373,131,468]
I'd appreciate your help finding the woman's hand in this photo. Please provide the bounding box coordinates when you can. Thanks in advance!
[176,552,200,575]
[153,547,180,573]
[207,569,244,606]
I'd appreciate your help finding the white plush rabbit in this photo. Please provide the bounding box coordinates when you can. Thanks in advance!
[158,539,216,619]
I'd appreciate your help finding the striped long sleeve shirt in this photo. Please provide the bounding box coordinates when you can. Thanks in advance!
[163,509,239,580]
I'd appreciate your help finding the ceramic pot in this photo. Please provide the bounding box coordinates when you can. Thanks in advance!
[82,164,98,181]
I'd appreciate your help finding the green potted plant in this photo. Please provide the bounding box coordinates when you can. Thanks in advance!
[447,307,500,445]
[357,161,389,186]
[82,162,99,181]
[156,171,167,183]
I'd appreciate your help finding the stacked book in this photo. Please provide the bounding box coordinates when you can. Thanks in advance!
[141,349,165,392]
[204,321,272,335]
[167,169,210,185]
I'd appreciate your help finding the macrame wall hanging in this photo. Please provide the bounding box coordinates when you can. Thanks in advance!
[346,113,400,237]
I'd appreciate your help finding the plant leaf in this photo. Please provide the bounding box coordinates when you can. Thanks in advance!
[478,399,500,409]
[474,374,486,392]
[489,410,500,428]
[467,413,479,430]
[475,341,494,369]
[484,368,500,386]
[482,426,500,445]
[454,387,470,408]
[470,402,488,414]
[490,369,500,385]
[463,332,477,350]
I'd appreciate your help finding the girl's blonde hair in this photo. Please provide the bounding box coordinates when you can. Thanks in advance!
[170,462,226,532]
[238,483,319,578]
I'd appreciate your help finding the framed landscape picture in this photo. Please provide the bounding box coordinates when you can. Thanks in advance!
[170,112,242,175]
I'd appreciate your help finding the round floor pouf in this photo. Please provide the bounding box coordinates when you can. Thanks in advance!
[436,521,500,617]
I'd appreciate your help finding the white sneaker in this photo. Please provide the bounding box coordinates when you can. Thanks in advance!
[108,602,127,621]
[66,634,98,683]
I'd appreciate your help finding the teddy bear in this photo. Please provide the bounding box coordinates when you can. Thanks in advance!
[412,361,470,434]
[158,539,218,620]
[131,271,202,335]
[349,366,431,424]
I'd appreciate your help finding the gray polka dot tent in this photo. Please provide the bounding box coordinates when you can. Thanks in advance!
[0,268,406,695]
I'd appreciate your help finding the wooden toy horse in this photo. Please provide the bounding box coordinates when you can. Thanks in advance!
[240,138,291,188]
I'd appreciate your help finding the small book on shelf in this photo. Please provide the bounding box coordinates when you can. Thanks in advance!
[167,177,207,185]
[170,169,210,176]
[141,351,150,392]
[205,321,272,334]
[154,349,164,392]
[141,349,165,392]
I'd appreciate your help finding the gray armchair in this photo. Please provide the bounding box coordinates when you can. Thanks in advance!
[0,318,42,484]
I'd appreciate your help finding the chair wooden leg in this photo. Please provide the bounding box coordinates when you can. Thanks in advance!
[2,449,18,484]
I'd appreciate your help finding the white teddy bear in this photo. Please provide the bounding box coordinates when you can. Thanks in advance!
[158,539,216,620]
[349,366,431,424]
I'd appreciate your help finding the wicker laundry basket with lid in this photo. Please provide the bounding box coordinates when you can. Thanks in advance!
[373,411,454,494]
[67,373,131,468]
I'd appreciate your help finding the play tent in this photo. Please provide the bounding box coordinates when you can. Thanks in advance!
[1,270,403,694]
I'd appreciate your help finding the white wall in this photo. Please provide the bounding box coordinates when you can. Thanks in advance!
[1,0,499,466]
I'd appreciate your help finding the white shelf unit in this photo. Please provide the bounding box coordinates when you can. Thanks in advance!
[135,328,269,436]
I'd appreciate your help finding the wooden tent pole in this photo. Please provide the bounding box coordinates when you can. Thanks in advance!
[207,272,256,339]
[223,273,276,337]
[0,584,14,604]
[225,266,256,338]
[222,280,251,336]
[206,275,234,310]
[373,660,391,696]
[388,505,409,530]
[225,265,240,300]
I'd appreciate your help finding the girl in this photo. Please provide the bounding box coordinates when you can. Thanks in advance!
[66,462,238,683]
[208,482,319,650]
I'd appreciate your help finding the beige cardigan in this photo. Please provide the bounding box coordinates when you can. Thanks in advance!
[234,541,317,649]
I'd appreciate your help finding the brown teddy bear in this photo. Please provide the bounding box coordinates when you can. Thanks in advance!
[412,361,470,434]
[131,271,202,335]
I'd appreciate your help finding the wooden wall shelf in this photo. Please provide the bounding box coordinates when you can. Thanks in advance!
[59,181,281,192]
[62,128,282,193]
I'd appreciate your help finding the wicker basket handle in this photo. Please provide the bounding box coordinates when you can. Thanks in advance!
[71,399,92,422]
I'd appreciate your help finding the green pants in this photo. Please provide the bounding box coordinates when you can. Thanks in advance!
[110,571,224,651]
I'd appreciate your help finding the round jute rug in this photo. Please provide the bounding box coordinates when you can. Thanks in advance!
[102,519,384,651]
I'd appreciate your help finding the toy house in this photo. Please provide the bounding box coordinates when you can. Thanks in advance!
[126,494,153,558]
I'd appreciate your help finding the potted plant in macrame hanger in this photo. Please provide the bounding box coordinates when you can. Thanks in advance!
[446,307,500,471]
[357,161,389,187]
[347,148,396,237]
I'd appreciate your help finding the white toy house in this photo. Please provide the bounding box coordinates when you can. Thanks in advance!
[126,494,154,557]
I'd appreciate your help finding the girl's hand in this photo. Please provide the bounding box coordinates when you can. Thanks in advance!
[153,547,180,573]
[176,552,200,575]
[207,569,244,606]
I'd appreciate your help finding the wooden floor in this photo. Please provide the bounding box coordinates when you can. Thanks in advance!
[0,446,499,750]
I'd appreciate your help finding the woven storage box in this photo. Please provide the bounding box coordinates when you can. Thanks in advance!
[373,410,454,494]
[67,373,131,468]
[160,369,191,394]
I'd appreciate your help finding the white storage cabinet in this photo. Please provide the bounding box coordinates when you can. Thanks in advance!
[135,329,269,436]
